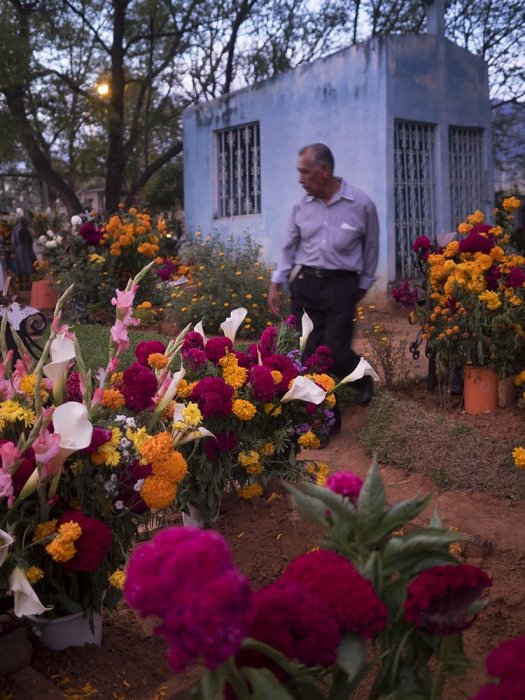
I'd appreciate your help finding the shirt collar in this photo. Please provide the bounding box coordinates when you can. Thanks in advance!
[305,178,354,204]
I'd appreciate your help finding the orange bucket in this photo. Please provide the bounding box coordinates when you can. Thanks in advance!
[30,279,58,310]
[463,366,498,414]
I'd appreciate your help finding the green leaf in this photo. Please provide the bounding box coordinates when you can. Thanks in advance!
[365,495,430,544]
[288,487,335,527]
[382,551,459,577]
[357,456,385,530]
[336,633,365,683]
[382,529,465,566]
[199,668,226,700]
[241,668,296,699]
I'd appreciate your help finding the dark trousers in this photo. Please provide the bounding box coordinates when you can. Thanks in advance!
[290,270,361,430]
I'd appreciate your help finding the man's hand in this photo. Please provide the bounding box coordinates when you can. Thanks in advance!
[268,282,281,318]
[355,288,367,302]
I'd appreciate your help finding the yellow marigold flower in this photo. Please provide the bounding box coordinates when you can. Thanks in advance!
[152,451,188,483]
[19,374,49,402]
[264,403,282,416]
[220,353,247,389]
[148,353,169,369]
[512,446,525,469]
[137,242,160,257]
[298,431,321,449]
[137,301,152,309]
[181,402,202,427]
[458,222,473,235]
[45,521,82,563]
[259,442,275,456]
[478,290,502,311]
[126,426,149,453]
[232,399,257,420]
[467,209,484,225]
[510,295,522,306]
[129,207,138,215]
[108,569,126,590]
[325,394,336,408]
[110,244,122,256]
[238,450,260,467]
[270,370,283,385]
[443,240,459,257]
[244,461,264,475]
[91,427,121,467]
[489,226,503,237]
[177,379,198,398]
[306,461,329,486]
[141,431,174,463]
[237,483,264,500]
[101,388,125,410]
[503,196,521,212]
[25,566,44,584]
[140,475,177,509]
[308,373,336,392]
[490,246,505,261]
[89,253,105,263]
[33,520,58,542]
[514,370,525,386]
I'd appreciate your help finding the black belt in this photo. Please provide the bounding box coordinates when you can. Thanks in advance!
[300,266,357,279]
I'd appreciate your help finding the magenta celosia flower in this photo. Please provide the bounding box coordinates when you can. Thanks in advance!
[285,314,297,327]
[485,265,501,291]
[471,635,525,699]
[259,326,278,356]
[181,331,205,352]
[262,354,299,394]
[155,257,176,281]
[242,580,341,668]
[305,345,333,373]
[326,470,364,504]
[204,431,238,461]
[391,280,420,312]
[248,365,277,402]
[404,564,492,635]
[458,232,494,254]
[124,527,251,672]
[504,267,525,289]
[183,347,208,372]
[281,550,388,638]
[233,350,251,368]
[65,371,83,402]
[79,222,103,245]
[122,362,158,411]
[58,511,113,572]
[135,340,166,366]
[412,235,434,261]
[81,426,113,454]
[204,337,233,363]
[190,376,233,418]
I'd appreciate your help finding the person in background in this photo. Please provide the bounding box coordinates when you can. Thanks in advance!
[268,143,379,445]
[11,215,36,291]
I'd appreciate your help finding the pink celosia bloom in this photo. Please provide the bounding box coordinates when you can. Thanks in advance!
[32,431,61,464]
[0,442,21,471]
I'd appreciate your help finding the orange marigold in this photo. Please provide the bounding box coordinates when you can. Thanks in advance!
[101,388,125,410]
[140,475,177,509]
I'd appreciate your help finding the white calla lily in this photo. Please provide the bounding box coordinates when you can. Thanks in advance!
[340,357,380,385]
[0,529,14,566]
[299,310,314,354]
[174,427,215,446]
[194,320,207,343]
[43,333,76,402]
[9,566,51,617]
[50,333,76,363]
[219,307,247,343]
[281,376,327,405]
[52,402,93,455]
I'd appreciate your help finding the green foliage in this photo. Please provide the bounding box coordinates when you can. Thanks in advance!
[167,231,284,337]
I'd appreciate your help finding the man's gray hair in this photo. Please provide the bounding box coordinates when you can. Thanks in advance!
[299,143,335,173]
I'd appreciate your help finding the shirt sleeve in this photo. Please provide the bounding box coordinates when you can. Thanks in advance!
[359,200,379,290]
[270,205,301,285]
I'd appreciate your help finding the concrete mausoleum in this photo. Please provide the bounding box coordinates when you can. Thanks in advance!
[182,0,493,306]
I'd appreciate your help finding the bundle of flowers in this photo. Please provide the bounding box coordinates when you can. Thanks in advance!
[392,197,524,377]
[124,460,492,699]
[173,309,378,524]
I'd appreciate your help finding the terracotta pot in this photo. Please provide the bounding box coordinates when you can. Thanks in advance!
[26,611,102,650]
[463,366,499,414]
[30,279,58,310]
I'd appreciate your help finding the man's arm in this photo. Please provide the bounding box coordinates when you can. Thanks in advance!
[268,282,281,317]
[357,200,380,299]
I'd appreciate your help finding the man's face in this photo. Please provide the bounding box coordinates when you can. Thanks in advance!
[297,151,329,198]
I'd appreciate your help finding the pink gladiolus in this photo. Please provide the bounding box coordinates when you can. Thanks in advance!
[32,431,61,464]
[110,320,130,354]
[0,441,21,470]
[111,289,140,327]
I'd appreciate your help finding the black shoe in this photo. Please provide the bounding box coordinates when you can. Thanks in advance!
[319,425,341,449]
[355,375,374,406]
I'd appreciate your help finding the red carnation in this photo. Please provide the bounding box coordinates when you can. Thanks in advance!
[58,511,113,572]
[404,564,492,635]
[135,340,166,366]
[281,549,388,638]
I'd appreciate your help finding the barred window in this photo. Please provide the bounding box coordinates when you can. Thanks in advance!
[394,120,437,279]
[449,126,483,229]
[216,122,261,218]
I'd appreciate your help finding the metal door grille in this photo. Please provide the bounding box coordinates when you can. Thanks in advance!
[449,126,483,229]
[394,120,436,279]
[216,122,261,218]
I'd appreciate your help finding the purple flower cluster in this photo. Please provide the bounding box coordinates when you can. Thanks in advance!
[124,527,251,672]
[122,362,158,411]
[190,376,234,418]
[404,564,492,635]
[326,470,364,504]
[472,635,525,699]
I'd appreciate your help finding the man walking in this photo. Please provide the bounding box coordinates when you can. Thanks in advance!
[268,143,379,442]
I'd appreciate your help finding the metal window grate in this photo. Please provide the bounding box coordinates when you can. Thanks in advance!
[216,122,261,217]
[394,120,436,279]
[449,126,483,229]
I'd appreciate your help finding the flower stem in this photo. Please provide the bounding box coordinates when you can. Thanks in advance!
[431,634,455,700]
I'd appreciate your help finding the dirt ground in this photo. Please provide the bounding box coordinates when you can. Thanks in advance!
[12,308,525,699]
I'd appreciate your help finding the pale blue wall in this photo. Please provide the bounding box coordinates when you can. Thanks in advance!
[183,34,491,307]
